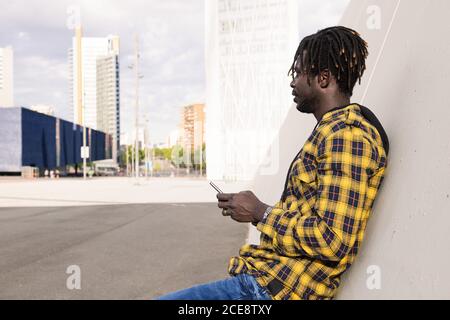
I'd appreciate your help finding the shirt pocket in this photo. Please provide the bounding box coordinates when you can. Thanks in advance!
[291,157,317,190]
[290,156,318,214]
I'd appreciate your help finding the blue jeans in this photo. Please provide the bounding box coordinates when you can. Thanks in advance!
[155,273,272,300]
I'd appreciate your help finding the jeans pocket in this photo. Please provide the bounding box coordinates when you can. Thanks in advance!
[239,274,272,300]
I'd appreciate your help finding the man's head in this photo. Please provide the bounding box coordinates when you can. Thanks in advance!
[289,26,368,114]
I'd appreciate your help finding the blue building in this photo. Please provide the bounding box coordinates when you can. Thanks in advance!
[0,107,112,173]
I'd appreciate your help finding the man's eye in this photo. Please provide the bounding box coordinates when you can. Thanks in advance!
[290,70,301,80]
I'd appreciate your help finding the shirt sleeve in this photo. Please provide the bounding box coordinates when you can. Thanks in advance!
[257,128,379,262]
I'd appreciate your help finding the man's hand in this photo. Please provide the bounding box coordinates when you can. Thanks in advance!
[217,190,269,223]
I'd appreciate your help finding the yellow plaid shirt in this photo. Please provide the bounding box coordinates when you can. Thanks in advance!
[228,104,388,300]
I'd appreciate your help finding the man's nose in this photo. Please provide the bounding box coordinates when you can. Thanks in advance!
[290,79,295,88]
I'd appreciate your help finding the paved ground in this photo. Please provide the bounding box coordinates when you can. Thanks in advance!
[0,177,251,207]
[0,203,248,299]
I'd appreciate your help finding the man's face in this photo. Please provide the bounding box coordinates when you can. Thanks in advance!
[290,57,319,114]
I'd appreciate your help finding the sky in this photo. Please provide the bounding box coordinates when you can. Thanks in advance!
[0,0,349,144]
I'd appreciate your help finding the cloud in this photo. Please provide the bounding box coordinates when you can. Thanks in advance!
[14,54,68,117]
[17,32,30,40]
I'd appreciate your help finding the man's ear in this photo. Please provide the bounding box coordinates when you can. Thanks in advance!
[317,69,331,89]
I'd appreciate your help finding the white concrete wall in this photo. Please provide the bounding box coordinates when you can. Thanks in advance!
[248,0,450,299]
[205,0,299,181]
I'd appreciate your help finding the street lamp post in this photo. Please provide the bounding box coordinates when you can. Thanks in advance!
[144,118,149,179]
[134,34,140,180]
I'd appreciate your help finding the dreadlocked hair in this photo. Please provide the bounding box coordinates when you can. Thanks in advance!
[289,26,368,96]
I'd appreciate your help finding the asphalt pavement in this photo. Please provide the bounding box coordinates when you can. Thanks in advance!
[0,203,248,299]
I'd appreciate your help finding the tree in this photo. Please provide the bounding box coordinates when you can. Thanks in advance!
[192,143,206,173]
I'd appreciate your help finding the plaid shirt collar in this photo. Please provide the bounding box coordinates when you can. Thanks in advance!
[313,103,364,131]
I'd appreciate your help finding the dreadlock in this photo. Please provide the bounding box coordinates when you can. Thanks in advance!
[289,26,368,96]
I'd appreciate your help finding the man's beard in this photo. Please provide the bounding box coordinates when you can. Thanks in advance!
[296,96,315,114]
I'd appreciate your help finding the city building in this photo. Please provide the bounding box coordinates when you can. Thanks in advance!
[68,35,119,129]
[167,129,180,148]
[153,142,168,149]
[0,46,13,107]
[97,52,120,163]
[180,103,205,154]
[0,107,112,174]
[205,0,299,180]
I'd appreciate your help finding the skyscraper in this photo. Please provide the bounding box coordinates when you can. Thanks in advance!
[68,35,120,163]
[68,35,119,130]
[180,103,205,155]
[0,46,13,107]
[97,52,120,163]
[205,0,298,180]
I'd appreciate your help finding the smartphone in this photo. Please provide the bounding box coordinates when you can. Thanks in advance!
[209,181,223,193]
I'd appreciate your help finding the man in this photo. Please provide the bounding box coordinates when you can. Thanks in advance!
[157,26,389,300]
